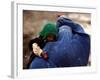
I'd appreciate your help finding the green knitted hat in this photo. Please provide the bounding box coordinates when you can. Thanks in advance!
[39,23,58,39]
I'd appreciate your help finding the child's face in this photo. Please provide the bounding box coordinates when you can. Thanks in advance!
[32,43,38,50]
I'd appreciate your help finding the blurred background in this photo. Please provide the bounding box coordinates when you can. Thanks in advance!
[23,10,91,69]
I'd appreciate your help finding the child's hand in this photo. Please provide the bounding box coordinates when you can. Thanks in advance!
[32,43,43,57]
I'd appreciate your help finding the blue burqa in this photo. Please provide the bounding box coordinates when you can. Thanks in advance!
[30,17,90,69]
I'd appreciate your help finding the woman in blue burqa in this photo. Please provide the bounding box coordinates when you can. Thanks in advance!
[29,15,90,69]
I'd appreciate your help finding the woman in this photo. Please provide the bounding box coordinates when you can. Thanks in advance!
[29,16,90,68]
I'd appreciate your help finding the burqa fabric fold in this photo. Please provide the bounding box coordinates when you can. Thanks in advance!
[30,17,90,69]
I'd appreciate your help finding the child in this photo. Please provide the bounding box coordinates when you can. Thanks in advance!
[27,23,58,69]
